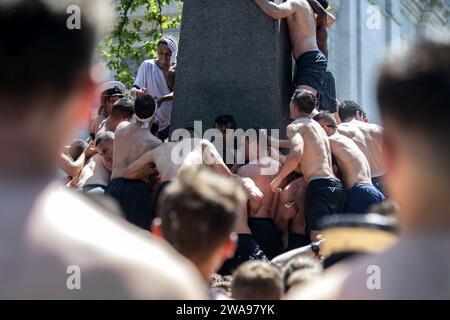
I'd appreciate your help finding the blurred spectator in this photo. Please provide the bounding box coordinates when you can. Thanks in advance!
[153,167,245,283]
[231,261,284,300]
[0,0,206,299]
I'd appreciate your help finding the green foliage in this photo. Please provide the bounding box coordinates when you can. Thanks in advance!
[99,0,182,87]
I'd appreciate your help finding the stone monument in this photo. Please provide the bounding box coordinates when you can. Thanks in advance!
[172,0,293,136]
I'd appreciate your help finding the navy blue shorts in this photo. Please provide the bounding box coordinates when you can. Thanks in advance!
[294,49,328,92]
[106,178,153,230]
[372,176,387,198]
[218,234,269,275]
[345,182,386,214]
[248,218,283,260]
[304,177,345,234]
[153,180,172,215]
[318,70,338,113]
[287,233,311,251]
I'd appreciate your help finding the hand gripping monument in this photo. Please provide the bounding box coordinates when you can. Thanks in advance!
[172,0,293,136]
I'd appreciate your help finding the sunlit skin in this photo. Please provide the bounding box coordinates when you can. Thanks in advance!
[255,0,320,94]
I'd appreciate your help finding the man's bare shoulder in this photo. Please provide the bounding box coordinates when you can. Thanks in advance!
[287,119,309,134]
[296,0,311,8]
[354,121,384,139]
[367,123,384,135]
[331,132,352,144]
[20,185,206,299]
[338,123,357,136]
[294,0,316,15]
[115,121,134,136]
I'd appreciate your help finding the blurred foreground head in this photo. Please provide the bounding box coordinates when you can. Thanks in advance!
[231,261,284,300]
[0,0,109,178]
[155,167,246,281]
[377,37,450,232]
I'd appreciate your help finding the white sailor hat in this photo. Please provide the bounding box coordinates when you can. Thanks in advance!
[96,81,126,98]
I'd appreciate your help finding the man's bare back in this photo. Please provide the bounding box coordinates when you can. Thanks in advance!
[237,157,281,219]
[338,120,385,177]
[255,0,326,95]
[286,0,318,59]
[329,133,372,189]
[123,139,230,183]
[111,121,162,180]
[288,118,334,183]
[255,0,318,59]
[75,155,110,189]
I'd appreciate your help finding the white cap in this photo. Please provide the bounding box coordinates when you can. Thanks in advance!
[95,81,126,99]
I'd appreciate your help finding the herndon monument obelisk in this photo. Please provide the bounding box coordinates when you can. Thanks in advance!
[172,0,293,136]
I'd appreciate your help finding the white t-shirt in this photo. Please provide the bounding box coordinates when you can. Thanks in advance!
[134,59,173,131]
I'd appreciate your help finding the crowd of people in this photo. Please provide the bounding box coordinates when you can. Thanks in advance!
[1,0,449,300]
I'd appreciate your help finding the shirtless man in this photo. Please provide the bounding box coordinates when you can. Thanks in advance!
[122,138,231,208]
[96,98,134,137]
[271,89,345,242]
[255,0,327,96]
[236,131,284,259]
[338,101,386,196]
[122,137,263,214]
[0,0,205,299]
[314,112,385,213]
[106,95,162,230]
[58,140,88,187]
[122,137,269,272]
[75,132,114,194]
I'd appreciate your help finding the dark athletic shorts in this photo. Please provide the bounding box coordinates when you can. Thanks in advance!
[318,70,338,113]
[287,233,311,251]
[218,234,269,276]
[345,182,386,214]
[154,180,172,215]
[372,175,387,198]
[248,218,283,260]
[294,49,328,92]
[106,178,153,230]
[304,177,345,235]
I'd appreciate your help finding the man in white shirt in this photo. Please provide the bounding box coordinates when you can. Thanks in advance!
[132,36,177,141]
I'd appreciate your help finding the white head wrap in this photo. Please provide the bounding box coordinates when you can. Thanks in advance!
[161,35,178,64]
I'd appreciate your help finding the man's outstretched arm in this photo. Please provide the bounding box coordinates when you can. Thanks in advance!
[270,131,304,192]
[254,0,299,20]
[200,140,232,177]
[306,0,327,28]
[123,150,156,180]
[306,0,335,28]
